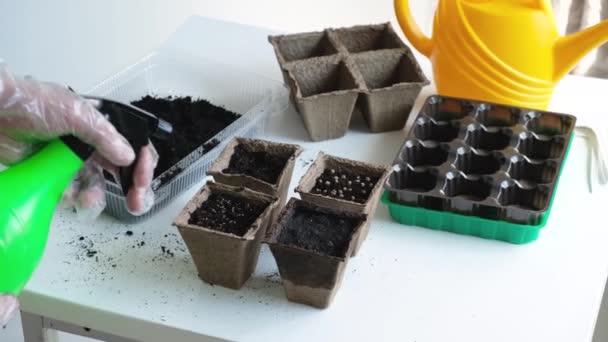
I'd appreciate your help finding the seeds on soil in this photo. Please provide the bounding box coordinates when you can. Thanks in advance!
[310,168,381,203]
[188,193,267,236]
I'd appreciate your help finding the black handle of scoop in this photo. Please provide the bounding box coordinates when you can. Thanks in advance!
[87,96,172,195]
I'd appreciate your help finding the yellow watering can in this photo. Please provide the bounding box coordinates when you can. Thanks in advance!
[394,0,608,109]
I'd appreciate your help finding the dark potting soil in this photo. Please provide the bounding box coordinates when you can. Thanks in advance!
[103,95,238,188]
[223,144,290,184]
[310,168,380,204]
[105,139,221,188]
[131,96,240,180]
[188,193,267,236]
[277,207,359,257]
[155,139,220,185]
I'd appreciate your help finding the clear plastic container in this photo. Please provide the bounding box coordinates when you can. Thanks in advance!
[87,50,288,222]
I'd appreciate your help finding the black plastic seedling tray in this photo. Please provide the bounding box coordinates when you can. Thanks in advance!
[385,95,576,226]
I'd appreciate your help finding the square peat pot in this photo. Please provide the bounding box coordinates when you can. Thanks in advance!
[208,138,303,220]
[287,57,365,141]
[295,152,391,256]
[352,49,429,132]
[331,23,406,53]
[265,198,366,309]
[268,31,342,84]
[174,183,278,289]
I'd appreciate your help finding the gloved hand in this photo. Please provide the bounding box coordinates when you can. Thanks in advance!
[0,63,159,216]
[0,64,159,325]
[0,295,18,327]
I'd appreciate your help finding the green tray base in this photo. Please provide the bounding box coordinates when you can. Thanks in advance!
[381,192,548,244]
[381,134,573,245]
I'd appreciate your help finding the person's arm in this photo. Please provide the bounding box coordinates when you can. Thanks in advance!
[0,63,159,325]
[0,63,158,215]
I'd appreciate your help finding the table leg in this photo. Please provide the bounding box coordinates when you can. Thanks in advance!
[21,311,137,342]
[20,311,45,342]
[43,317,138,342]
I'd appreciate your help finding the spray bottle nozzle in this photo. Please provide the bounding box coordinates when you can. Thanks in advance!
[85,95,173,140]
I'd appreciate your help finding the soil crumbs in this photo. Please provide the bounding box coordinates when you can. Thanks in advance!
[277,207,359,258]
[311,168,380,204]
[223,144,290,184]
[188,193,267,236]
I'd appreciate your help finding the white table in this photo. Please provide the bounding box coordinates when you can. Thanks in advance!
[14,16,608,342]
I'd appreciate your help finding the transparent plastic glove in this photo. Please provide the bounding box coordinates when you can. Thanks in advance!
[61,143,159,218]
[0,294,18,327]
[0,63,158,216]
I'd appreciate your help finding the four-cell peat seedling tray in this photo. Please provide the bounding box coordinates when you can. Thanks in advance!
[87,50,287,222]
[269,23,429,141]
[174,137,390,308]
[175,138,303,289]
[382,95,576,244]
[169,138,391,308]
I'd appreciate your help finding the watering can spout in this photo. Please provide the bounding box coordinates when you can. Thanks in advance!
[554,20,608,81]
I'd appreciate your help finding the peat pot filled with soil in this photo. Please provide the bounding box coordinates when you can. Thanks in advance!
[208,138,303,212]
[266,198,366,309]
[174,183,278,289]
[296,152,390,256]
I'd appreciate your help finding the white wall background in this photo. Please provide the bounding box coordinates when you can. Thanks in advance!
[2,1,606,342]
[0,0,436,89]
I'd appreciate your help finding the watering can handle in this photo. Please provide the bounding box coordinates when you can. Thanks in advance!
[394,0,433,57]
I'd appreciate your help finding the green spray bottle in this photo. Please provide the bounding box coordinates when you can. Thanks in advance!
[0,98,172,295]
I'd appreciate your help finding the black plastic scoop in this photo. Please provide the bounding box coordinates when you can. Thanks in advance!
[83,95,173,195]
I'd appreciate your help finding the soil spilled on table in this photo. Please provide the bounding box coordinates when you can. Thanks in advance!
[277,207,359,257]
[188,193,267,236]
[223,144,290,184]
[310,168,380,204]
